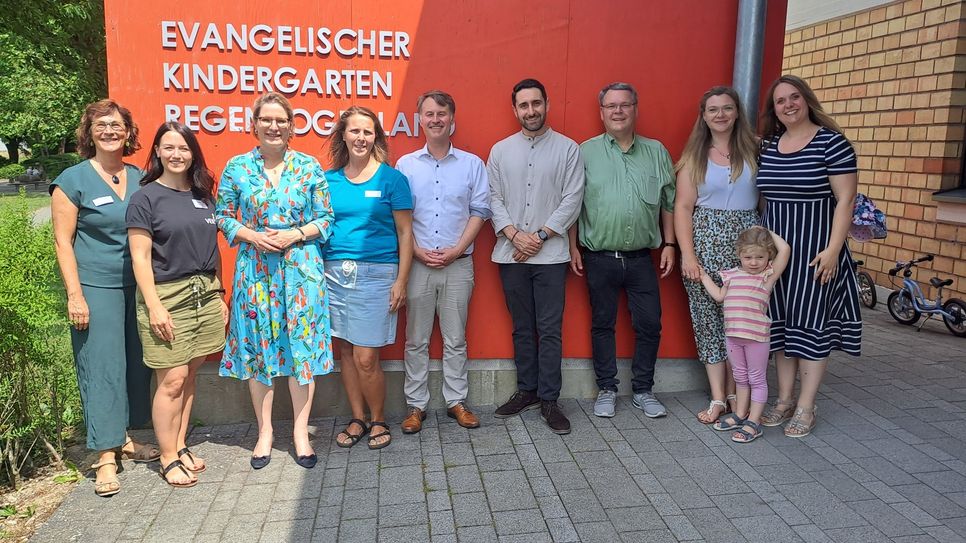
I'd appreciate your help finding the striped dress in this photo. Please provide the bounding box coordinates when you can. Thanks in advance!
[757,127,862,359]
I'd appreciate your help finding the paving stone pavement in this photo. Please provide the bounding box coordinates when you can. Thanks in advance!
[31,307,966,542]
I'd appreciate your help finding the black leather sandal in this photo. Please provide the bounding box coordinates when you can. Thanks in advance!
[336,418,370,448]
[367,421,392,450]
[177,447,205,473]
[160,459,198,488]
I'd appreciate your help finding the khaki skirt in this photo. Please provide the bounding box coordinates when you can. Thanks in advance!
[136,273,226,369]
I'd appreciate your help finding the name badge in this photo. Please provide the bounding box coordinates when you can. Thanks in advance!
[364,190,382,198]
[92,196,114,207]
[192,199,208,209]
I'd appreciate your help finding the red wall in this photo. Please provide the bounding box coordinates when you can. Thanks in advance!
[104,0,788,361]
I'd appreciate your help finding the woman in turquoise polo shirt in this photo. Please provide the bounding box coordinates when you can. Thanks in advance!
[50,99,158,497]
[325,106,413,450]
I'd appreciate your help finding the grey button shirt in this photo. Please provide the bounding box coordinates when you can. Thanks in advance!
[487,128,584,264]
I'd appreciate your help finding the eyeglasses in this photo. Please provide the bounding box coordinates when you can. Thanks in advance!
[705,105,737,116]
[92,122,126,133]
[257,117,291,128]
[601,102,637,112]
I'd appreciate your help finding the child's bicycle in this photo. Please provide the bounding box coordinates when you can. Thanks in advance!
[854,259,876,309]
[886,254,966,337]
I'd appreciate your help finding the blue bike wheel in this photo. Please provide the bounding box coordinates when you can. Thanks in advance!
[942,299,966,337]
[888,290,920,325]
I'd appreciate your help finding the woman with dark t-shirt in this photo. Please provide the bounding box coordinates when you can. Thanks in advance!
[126,122,227,488]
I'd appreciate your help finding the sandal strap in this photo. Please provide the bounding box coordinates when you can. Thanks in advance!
[177,447,195,462]
[733,423,762,441]
[743,420,763,432]
[91,459,117,470]
[339,419,370,439]
[369,421,390,432]
[161,459,189,477]
[718,413,744,426]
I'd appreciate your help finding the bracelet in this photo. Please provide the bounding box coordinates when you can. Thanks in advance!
[510,231,519,243]
[664,242,678,249]
[296,227,307,241]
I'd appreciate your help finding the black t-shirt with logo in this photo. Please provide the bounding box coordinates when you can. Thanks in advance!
[125,181,219,283]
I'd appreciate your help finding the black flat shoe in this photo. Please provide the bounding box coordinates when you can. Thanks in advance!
[250,454,271,470]
[295,454,317,469]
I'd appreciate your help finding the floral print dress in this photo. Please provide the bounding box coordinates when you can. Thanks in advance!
[215,147,334,385]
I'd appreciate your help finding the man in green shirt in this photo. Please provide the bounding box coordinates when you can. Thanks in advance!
[568,82,677,419]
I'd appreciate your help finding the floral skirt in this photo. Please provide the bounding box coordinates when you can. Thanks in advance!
[682,206,759,365]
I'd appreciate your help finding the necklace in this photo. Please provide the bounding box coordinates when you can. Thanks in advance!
[711,145,731,160]
[92,159,124,184]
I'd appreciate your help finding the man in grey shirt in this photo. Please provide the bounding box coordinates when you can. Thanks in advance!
[488,78,584,434]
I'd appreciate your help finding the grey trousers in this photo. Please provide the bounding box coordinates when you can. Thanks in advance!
[404,258,474,410]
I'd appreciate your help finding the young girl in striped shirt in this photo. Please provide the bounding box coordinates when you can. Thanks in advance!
[700,226,790,442]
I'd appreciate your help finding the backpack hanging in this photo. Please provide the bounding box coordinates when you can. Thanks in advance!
[849,193,888,242]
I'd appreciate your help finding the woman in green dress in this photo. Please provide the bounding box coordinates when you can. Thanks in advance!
[50,99,158,497]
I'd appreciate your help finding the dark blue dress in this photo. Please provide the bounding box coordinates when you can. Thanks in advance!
[757,128,862,360]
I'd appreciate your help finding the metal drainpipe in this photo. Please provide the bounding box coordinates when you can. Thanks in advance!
[733,0,768,126]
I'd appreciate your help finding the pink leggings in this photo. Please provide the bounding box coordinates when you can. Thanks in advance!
[725,337,770,403]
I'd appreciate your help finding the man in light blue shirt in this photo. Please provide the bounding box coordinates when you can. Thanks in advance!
[396,90,490,434]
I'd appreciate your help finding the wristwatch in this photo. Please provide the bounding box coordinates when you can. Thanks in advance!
[537,229,549,241]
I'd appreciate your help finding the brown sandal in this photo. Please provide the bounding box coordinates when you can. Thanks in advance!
[761,399,796,427]
[121,438,161,463]
[91,459,121,497]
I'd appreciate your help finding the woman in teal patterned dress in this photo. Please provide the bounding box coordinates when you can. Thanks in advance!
[216,92,334,469]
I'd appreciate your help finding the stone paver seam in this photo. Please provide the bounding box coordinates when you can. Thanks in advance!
[500,418,557,537]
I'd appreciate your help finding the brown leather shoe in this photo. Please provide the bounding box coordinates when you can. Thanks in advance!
[541,400,571,435]
[446,402,481,429]
[401,407,426,434]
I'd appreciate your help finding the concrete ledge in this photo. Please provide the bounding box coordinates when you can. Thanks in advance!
[191,357,706,424]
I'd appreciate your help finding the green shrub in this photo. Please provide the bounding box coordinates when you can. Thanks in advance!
[25,154,83,180]
[0,190,81,488]
[0,163,26,180]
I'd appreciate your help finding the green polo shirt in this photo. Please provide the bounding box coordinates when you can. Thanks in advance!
[577,133,675,251]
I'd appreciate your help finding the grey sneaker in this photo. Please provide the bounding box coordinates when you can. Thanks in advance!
[593,390,617,418]
[633,392,667,418]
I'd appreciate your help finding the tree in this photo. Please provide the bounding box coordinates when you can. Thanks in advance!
[0,1,106,159]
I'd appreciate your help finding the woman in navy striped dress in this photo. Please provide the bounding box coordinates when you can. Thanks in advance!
[756,75,861,438]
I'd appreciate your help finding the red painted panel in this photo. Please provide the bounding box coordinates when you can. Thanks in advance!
[104,0,787,361]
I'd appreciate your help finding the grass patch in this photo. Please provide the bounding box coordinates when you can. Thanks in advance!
[0,192,50,215]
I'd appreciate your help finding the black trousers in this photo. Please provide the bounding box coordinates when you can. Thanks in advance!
[584,252,662,394]
[498,263,568,401]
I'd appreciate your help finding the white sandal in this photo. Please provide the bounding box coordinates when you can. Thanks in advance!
[697,399,728,424]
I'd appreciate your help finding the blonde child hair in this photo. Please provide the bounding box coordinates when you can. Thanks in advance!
[735,226,778,261]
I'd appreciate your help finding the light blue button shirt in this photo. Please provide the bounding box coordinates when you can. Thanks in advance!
[396,144,490,254]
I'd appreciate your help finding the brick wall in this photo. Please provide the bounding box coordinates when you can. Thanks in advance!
[783,0,966,299]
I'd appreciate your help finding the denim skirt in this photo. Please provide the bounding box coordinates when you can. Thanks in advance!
[325,260,398,347]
